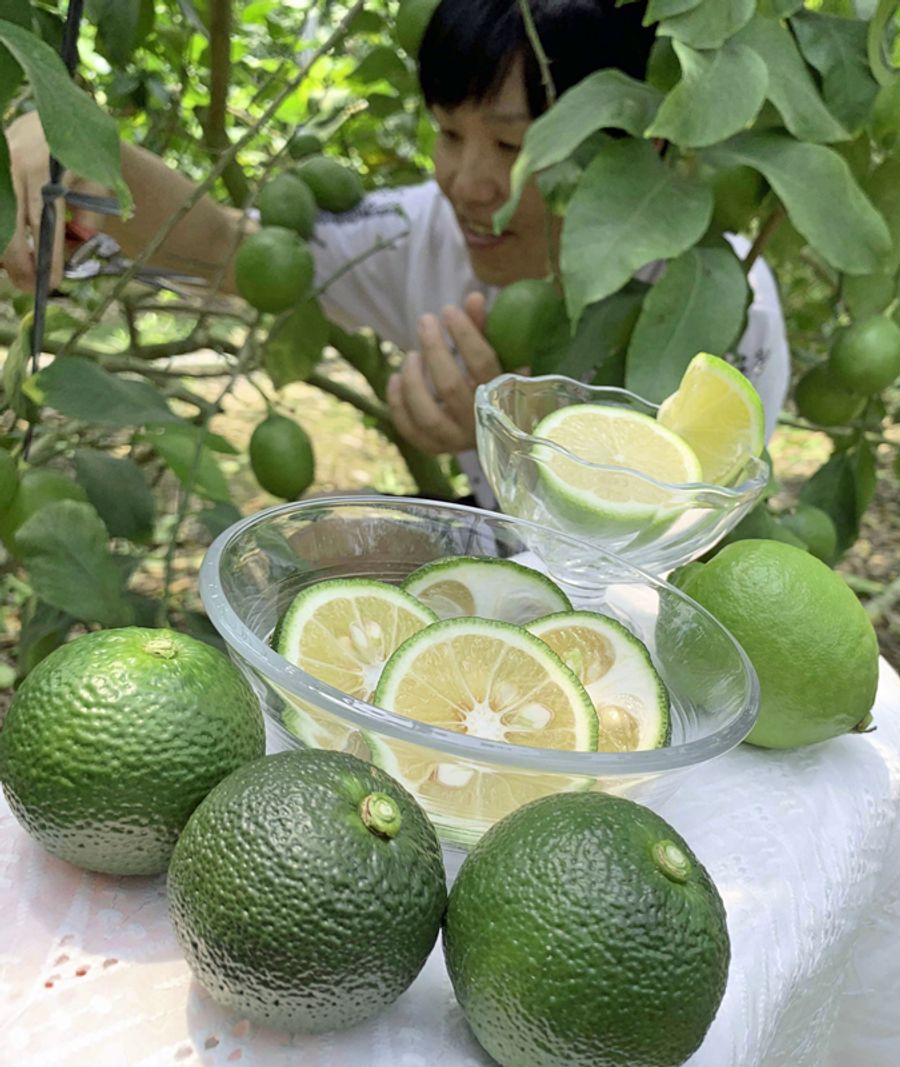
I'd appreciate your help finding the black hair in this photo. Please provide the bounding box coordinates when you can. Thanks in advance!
[418,0,655,118]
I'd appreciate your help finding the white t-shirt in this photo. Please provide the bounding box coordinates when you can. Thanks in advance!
[311,179,791,504]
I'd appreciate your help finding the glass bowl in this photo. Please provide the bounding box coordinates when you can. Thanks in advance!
[199,496,759,852]
[475,373,769,578]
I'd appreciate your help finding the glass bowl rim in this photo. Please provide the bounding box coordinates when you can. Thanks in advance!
[475,372,770,499]
[199,494,760,775]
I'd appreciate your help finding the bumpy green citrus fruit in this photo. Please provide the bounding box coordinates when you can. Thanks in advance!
[0,467,88,555]
[485,278,568,372]
[287,130,322,161]
[168,748,446,1033]
[828,315,900,395]
[258,172,317,239]
[396,0,440,56]
[794,363,865,426]
[235,227,314,313]
[249,413,315,499]
[0,628,265,875]
[673,540,879,748]
[296,156,364,213]
[443,792,730,1067]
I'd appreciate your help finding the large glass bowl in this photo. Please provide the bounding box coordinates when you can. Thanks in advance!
[200,497,758,852]
[475,373,769,577]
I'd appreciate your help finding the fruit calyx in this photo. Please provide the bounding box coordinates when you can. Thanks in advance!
[144,636,178,660]
[653,840,691,884]
[359,792,402,839]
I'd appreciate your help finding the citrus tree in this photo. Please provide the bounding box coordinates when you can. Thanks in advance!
[0,0,899,680]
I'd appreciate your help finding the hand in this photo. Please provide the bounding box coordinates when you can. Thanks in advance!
[387,292,502,455]
[1,111,108,292]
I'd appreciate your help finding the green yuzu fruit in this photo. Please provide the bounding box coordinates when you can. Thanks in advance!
[235,227,314,314]
[287,130,323,160]
[794,363,865,426]
[485,278,568,372]
[673,540,879,748]
[0,467,88,555]
[249,413,315,499]
[167,748,446,1033]
[443,791,730,1067]
[295,156,364,214]
[777,504,838,564]
[257,173,317,239]
[828,315,900,395]
[0,627,265,875]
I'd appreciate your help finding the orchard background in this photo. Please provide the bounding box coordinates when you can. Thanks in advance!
[0,0,899,700]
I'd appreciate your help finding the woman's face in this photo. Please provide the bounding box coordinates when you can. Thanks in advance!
[431,59,557,287]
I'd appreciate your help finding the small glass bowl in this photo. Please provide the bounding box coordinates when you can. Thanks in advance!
[199,497,759,852]
[475,373,769,578]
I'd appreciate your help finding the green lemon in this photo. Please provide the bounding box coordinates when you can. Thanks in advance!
[709,165,767,235]
[777,504,839,564]
[235,227,315,314]
[485,278,569,372]
[168,749,446,1033]
[443,792,730,1067]
[794,362,866,427]
[674,539,879,748]
[0,467,88,555]
[828,315,900,396]
[0,628,265,874]
[257,172,317,238]
[295,156,364,214]
[249,413,315,499]
[396,0,440,56]
[287,129,323,160]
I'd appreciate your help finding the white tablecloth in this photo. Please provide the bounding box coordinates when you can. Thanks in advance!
[2,660,899,1067]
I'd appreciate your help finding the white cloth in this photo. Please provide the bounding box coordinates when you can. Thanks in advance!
[2,660,899,1066]
[311,181,792,503]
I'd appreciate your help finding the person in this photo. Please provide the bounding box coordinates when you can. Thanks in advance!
[1,0,790,506]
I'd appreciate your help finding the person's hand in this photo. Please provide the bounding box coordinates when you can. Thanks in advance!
[387,292,502,455]
[0,111,106,292]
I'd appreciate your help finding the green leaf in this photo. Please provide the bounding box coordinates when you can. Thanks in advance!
[263,300,330,389]
[73,449,155,542]
[353,45,408,85]
[85,0,143,65]
[545,284,648,385]
[757,0,804,14]
[658,0,756,50]
[646,40,768,147]
[791,11,880,134]
[494,70,663,232]
[560,139,713,324]
[0,20,131,212]
[15,500,135,626]
[625,244,750,401]
[197,501,244,540]
[1,311,34,418]
[645,0,704,21]
[798,450,860,555]
[0,2,31,110]
[863,155,900,273]
[141,424,231,503]
[23,356,182,426]
[869,0,900,86]
[15,598,74,681]
[0,128,17,300]
[705,131,892,274]
[733,15,850,143]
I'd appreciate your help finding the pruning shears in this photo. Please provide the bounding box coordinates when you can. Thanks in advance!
[62,189,207,296]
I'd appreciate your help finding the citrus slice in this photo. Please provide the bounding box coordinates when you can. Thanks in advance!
[656,352,765,484]
[532,404,703,524]
[374,616,597,750]
[401,555,571,623]
[274,578,437,701]
[526,612,670,752]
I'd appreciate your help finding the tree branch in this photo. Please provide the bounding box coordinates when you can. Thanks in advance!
[743,205,786,274]
[203,0,251,207]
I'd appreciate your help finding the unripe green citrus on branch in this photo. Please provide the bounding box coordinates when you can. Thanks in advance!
[287,129,322,160]
[794,362,865,426]
[258,173,317,239]
[235,227,314,314]
[249,413,316,499]
[828,315,900,395]
[295,157,364,214]
[485,278,568,372]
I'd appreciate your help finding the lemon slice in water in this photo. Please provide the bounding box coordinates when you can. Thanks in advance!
[527,611,670,752]
[275,578,437,701]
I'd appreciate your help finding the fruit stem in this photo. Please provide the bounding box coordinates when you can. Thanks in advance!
[653,840,691,884]
[853,711,877,734]
[143,636,178,660]
[359,792,402,839]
